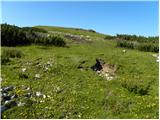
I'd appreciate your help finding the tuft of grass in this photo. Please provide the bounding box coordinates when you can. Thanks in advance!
[1,48,24,64]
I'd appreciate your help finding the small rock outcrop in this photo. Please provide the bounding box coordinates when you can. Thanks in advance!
[91,58,117,80]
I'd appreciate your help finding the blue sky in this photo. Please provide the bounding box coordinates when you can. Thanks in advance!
[1,1,158,36]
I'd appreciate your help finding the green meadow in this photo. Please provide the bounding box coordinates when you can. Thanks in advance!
[1,26,159,119]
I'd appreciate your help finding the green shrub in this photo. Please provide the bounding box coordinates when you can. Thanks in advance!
[1,23,66,47]
[137,43,159,53]
[88,29,96,33]
[116,34,158,43]
[117,41,134,49]
[104,35,116,40]
[1,23,31,46]
[117,41,159,53]
[2,48,24,58]
[34,35,66,47]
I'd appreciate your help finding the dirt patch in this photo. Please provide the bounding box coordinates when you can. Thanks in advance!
[91,58,117,80]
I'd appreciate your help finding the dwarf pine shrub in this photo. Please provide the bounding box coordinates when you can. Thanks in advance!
[1,23,66,47]
[117,41,159,53]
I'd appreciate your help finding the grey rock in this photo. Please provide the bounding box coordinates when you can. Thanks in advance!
[11,94,18,99]
[36,91,43,97]
[4,100,10,105]
[35,74,40,79]
[2,93,8,97]
[17,102,25,107]
[3,86,14,92]
[22,68,27,72]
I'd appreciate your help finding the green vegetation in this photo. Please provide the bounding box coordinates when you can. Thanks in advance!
[35,25,107,40]
[1,23,66,47]
[116,34,158,43]
[1,23,31,46]
[1,24,159,119]
[1,48,24,65]
[117,41,159,53]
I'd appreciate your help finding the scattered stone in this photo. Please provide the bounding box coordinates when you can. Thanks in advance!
[47,95,51,98]
[35,74,40,79]
[22,68,27,72]
[86,35,90,38]
[152,54,158,57]
[26,87,30,90]
[91,59,117,80]
[10,94,18,99]
[3,86,14,92]
[78,114,82,118]
[44,66,49,71]
[40,100,45,103]
[36,91,43,97]
[156,55,159,62]
[4,100,10,105]
[0,88,3,92]
[122,49,126,53]
[2,93,7,97]
[43,95,46,99]
[17,102,25,107]
[47,61,52,66]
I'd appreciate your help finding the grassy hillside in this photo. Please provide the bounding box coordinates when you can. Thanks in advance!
[1,26,159,119]
[35,26,107,40]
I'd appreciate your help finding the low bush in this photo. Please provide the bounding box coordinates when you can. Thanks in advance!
[1,23,66,47]
[2,48,24,58]
[137,43,159,53]
[117,41,159,53]
[117,41,134,49]
[104,35,116,40]
[1,23,31,46]
[116,34,158,43]
[88,29,96,33]
[34,35,66,47]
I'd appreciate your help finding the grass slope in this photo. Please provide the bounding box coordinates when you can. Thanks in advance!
[1,27,159,119]
[35,26,107,39]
